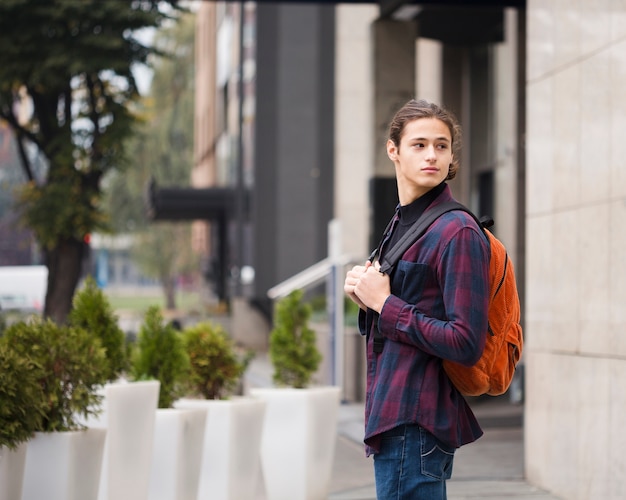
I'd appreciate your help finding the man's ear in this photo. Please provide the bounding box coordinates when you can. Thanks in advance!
[386,140,398,161]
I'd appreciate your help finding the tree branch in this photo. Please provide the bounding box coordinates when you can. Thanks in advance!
[0,105,42,152]
[16,131,35,182]
[0,106,36,182]
[85,74,102,142]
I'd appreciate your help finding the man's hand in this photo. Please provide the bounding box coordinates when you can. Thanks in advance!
[344,261,371,311]
[353,261,391,314]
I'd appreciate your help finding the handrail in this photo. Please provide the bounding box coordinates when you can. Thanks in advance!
[266,255,353,300]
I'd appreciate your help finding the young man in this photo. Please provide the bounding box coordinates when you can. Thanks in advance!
[344,99,490,499]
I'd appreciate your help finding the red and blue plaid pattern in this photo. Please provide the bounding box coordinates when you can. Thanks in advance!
[359,185,490,455]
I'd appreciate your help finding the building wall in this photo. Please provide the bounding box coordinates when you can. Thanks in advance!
[335,4,378,263]
[253,3,336,315]
[192,2,256,302]
[191,2,217,258]
[492,9,521,268]
[524,1,626,498]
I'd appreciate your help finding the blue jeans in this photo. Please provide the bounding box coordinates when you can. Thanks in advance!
[373,424,455,499]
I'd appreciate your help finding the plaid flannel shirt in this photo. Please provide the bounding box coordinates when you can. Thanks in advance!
[359,185,490,455]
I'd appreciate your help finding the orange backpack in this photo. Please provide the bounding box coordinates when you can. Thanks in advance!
[377,201,523,397]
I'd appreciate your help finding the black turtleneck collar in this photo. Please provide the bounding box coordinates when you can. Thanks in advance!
[398,182,447,227]
[384,182,447,255]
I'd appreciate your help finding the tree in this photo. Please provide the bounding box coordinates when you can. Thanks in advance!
[105,12,197,309]
[69,276,128,381]
[0,0,185,325]
[269,289,322,389]
[131,306,190,408]
[131,224,199,309]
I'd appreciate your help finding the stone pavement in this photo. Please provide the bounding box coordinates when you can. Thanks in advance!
[245,354,563,500]
[327,398,562,499]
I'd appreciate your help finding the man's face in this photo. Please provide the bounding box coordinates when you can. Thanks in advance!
[387,117,453,204]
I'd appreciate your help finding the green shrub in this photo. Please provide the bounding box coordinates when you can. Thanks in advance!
[3,318,108,432]
[69,276,127,381]
[344,296,360,327]
[131,306,189,408]
[269,289,321,388]
[0,342,47,449]
[183,321,252,400]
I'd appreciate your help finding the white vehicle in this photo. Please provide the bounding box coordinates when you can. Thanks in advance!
[0,265,47,312]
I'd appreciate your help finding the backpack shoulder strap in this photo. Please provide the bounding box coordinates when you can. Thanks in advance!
[378,201,466,275]
[371,200,489,354]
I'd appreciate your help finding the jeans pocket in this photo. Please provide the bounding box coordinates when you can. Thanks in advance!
[420,428,455,480]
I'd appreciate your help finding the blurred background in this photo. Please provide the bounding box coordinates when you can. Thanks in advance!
[1,2,624,498]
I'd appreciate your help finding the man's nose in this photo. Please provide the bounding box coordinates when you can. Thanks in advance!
[425,145,437,161]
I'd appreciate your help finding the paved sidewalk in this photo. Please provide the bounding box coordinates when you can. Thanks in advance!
[245,354,562,500]
[329,399,562,499]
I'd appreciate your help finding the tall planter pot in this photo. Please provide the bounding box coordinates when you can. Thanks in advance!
[0,442,28,500]
[148,408,207,500]
[84,380,160,500]
[174,397,266,500]
[21,428,107,500]
[250,386,341,500]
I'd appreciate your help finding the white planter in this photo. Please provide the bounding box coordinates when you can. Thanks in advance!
[148,408,207,500]
[0,442,27,500]
[250,386,341,500]
[174,397,266,500]
[21,428,107,500]
[85,380,160,500]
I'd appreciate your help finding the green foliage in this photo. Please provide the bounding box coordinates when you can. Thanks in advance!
[344,296,361,327]
[69,276,127,381]
[0,341,47,449]
[0,0,186,323]
[104,11,198,309]
[16,176,108,250]
[183,321,252,400]
[2,318,108,432]
[309,293,326,314]
[269,290,322,389]
[131,306,189,408]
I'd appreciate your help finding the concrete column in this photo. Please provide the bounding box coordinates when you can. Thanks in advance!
[372,19,417,178]
[370,19,416,248]
[254,3,336,317]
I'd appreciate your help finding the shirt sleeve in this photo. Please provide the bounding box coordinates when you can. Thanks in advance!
[377,225,490,366]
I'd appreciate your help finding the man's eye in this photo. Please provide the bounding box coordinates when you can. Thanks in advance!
[437,144,448,149]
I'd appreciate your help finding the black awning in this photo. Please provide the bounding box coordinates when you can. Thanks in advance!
[146,179,245,221]
[379,0,524,19]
